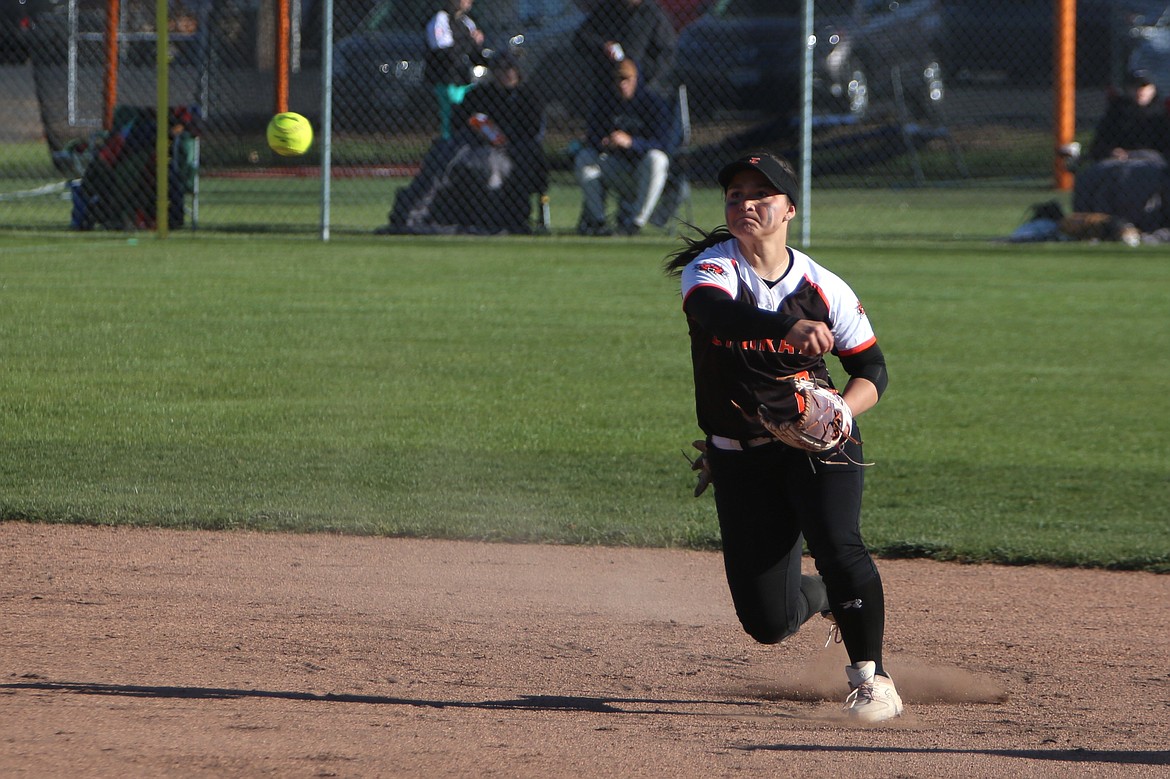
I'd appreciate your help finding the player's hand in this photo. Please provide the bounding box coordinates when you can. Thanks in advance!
[785,319,835,356]
[685,440,712,497]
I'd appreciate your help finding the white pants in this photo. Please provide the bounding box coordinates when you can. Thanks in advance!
[574,147,671,228]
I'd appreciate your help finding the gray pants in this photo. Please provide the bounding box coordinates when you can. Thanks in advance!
[574,147,671,228]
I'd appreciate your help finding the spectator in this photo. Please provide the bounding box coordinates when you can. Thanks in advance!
[452,52,548,231]
[382,53,547,235]
[572,0,677,100]
[1086,68,1170,163]
[574,58,675,236]
[1060,68,1170,172]
[425,0,486,139]
[1069,69,1170,234]
[455,52,544,155]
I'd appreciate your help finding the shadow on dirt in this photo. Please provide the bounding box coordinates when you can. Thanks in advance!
[1,679,753,716]
[739,743,1170,766]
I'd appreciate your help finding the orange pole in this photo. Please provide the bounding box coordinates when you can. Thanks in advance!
[104,0,121,130]
[1054,0,1076,190]
[275,0,290,114]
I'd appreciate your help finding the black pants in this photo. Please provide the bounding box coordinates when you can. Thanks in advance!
[706,431,885,667]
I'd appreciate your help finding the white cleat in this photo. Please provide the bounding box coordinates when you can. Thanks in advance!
[844,660,904,723]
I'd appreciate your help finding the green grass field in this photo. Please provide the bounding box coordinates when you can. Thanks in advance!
[1,195,1167,572]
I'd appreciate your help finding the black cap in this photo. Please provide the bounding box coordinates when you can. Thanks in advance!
[717,154,799,206]
[1126,68,1153,87]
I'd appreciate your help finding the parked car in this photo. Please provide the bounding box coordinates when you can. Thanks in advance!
[1127,4,1170,94]
[333,0,585,131]
[938,0,1160,87]
[673,0,945,123]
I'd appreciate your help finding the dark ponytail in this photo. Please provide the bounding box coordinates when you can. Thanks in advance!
[663,224,734,277]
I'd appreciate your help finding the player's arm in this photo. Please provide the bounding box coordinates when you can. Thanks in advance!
[683,286,834,355]
[838,343,887,417]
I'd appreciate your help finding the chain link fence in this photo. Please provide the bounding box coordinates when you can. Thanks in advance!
[0,0,1162,235]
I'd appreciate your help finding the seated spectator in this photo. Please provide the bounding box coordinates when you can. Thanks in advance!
[1068,69,1170,234]
[1085,69,1170,163]
[380,53,547,235]
[574,58,675,236]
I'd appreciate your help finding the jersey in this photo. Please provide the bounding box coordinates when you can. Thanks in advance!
[680,239,876,441]
[425,11,480,86]
[425,10,478,51]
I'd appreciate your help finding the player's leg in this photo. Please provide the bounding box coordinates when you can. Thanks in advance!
[795,434,885,668]
[795,429,903,721]
[707,443,828,643]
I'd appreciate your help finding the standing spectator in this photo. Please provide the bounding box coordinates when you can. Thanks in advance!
[574,58,675,235]
[425,0,486,139]
[572,0,677,100]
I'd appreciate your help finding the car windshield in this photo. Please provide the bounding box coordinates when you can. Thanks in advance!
[707,0,852,19]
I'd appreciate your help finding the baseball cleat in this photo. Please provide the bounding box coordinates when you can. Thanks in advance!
[843,660,904,723]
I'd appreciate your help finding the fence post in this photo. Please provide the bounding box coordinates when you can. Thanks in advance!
[1054,0,1076,191]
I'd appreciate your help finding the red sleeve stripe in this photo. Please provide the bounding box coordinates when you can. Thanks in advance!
[806,275,830,309]
[682,282,730,307]
[838,336,877,356]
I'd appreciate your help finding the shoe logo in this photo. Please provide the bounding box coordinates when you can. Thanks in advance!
[838,599,863,610]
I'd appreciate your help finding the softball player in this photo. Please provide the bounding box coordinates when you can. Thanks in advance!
[663,152,902,722]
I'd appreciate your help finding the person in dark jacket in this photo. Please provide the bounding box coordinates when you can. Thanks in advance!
[1086,68,1170,162]
[1070,69,1170,234]
[572,0,676,100]
[451,52,548,232]
[383,53,547,235]
[573,57,675,235]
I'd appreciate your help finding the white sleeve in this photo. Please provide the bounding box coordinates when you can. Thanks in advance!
[680,255,738,302]
[426,12,453,50]
[825,276,876,355]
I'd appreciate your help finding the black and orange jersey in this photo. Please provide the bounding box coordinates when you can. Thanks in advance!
[680,239,877,442]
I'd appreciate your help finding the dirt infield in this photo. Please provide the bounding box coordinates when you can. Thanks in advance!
[2,522,1167,778]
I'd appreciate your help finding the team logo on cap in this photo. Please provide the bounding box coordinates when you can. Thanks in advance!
[748,156,761,165]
